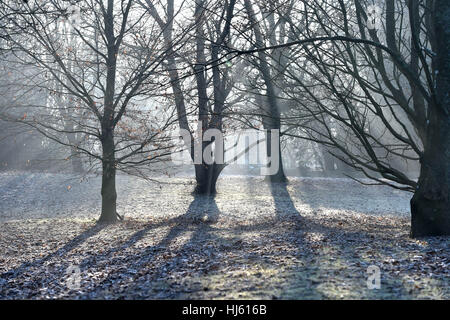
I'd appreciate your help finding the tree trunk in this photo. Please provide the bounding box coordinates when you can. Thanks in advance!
[410,0,450,237]
[99,130,117,223]
[411,113,450,237]
[244,0,286,184]
[194,163,224,195]
[67,133,83,174]
[321,146,337,173]
[70,149,84,173]
[65,123,84,174]
[264,129,287,183]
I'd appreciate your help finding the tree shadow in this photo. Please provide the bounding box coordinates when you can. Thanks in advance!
[75,194,227,298]
[287,217,448,298]
[289,177,411,215]
[2,181,445,299]
[269,181,303,220]
[264,181,448,299]
[0,223,105,296]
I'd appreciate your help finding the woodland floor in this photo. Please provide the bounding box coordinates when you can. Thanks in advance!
[0,172,448,299]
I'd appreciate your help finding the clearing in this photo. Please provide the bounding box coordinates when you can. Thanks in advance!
[0,172,448,299]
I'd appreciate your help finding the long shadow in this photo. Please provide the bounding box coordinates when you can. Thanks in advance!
[267,181,377,298]
[77,194,221,273]
[285,177,411,215]
[269,181,303,220]
[267,181,387,298]
[77,194,226,299]
[146,193,221,250]
[0,214,195,298]
[80,183,445,299]
[76,219,176,273]
[265,180,449,299]
[285,215,449,299]
[0,223,105,297]
[4,180,438,299]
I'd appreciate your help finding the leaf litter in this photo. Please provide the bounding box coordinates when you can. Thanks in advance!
[0,173,448,299]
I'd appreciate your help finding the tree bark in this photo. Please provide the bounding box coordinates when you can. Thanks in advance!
[98,0,118,223]
[99,128,117,222]
[264,130,287,183]
[194,163,224,195]
[410,0,450,237]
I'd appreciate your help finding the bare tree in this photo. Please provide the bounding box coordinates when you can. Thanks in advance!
[223,0,448,236]
[141,0,237,194]
[238,0,292,182]
[1,0,180,222]
[412,0,450,237]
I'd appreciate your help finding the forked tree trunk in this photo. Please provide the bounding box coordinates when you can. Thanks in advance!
[99,129,117,223]
[194,163,224,195]
[410,0,450,237]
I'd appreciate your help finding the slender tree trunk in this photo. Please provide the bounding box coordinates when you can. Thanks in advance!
[70,148,84,173]
[66,132,83,173]
[265,129,287,183]
[98,0,118,223]
[321,146,336,173]
[244,0,286,184]
[99,129,117,222]
[410,0,450,237]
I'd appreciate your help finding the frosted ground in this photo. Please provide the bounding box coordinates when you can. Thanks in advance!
[0,172,411,222]
[0,172,448,299]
